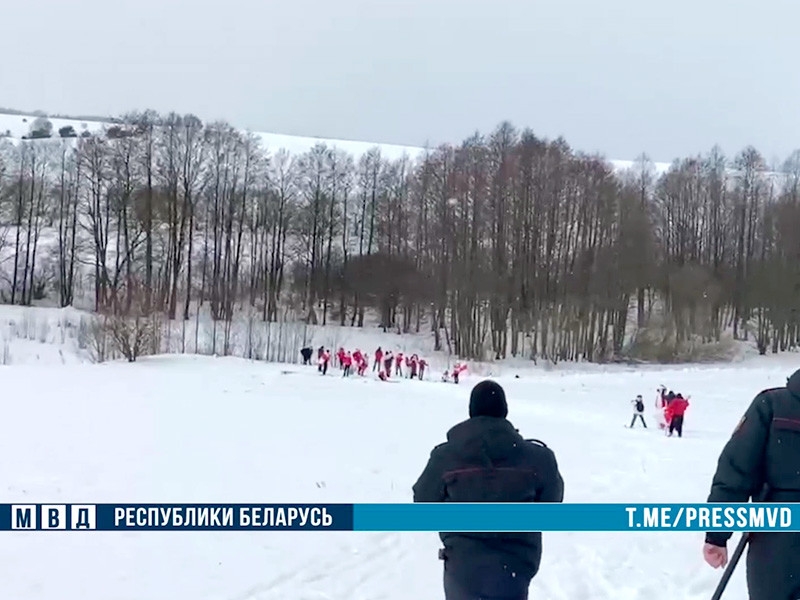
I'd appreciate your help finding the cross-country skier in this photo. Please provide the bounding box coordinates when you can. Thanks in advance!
[336,348,346,370]
[395,352,404,377]
[357,355,368,376]
[342,352,353,377]
[629,395,647,428]
[409,354,419,379]
[666,393,689,437]
[703,368,800,600]
[452,363,467,384]
[374,347,383,372]
[419,358,428,380]
[413,380,564,600]
[383,351,394,377]
[319,349,330,375]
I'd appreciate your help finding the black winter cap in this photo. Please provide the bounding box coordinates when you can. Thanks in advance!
[469,380,508,418]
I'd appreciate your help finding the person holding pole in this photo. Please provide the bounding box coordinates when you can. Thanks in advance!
[703,368,800,600]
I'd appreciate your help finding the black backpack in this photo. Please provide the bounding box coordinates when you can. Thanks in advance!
[635,399,644,412]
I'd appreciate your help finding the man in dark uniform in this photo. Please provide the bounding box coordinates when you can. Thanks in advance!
[412,380,565,600]
[703,368,800,600]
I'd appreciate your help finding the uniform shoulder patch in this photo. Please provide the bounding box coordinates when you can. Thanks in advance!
[733,415,746,435]
[524,438,548,448]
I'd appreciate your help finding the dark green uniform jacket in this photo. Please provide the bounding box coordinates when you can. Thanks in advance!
[705,368,800,600]
[413,416,564,597]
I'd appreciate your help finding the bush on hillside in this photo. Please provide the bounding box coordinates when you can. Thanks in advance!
[58,125,78,138]
[105,312,161,362]
[28,116,53,139]
[622,317,738,363]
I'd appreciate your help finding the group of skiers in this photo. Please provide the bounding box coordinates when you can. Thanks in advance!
[300,345,431,381]
[629,385,690,436]
[298,344,473,384]
[373,347,429,381]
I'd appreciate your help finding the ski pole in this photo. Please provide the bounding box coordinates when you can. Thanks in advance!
[709,531,750,600]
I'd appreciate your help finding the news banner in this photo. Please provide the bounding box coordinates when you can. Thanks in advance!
[0,503,798,531]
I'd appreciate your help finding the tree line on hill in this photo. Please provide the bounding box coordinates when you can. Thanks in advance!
[0,109,798,363]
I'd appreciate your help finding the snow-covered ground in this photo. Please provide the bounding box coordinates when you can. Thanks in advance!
[0,308,796,599]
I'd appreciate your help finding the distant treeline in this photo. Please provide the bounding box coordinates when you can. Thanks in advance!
[0,109,798,363]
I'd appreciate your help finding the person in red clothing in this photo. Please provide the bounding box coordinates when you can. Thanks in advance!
[418,358,427,380]
[374,347,383,372]
[395,352,404,377]
[662,397,673,433]
[353,349,363,367]
[409,354,418,379]
[667,394,689,437]
[342,352,353,377]
[319,349,331,375]
[334,347,344,370]
[452,362,467,384]
[357,355,368,376]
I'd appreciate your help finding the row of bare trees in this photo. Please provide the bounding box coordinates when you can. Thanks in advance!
[1,110,799,363]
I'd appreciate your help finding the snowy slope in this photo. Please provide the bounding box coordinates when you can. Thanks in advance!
[1,347,796,599]
[0,110,673,172]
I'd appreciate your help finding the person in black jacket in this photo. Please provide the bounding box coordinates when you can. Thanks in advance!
[300,347,313,365]
[703,368,800,600]
[412,380,565,600]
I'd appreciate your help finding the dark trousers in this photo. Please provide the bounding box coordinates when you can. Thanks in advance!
[746,533,800,599]
[443,563,530,600]
[669,415,684,437]
[630,414,646,428]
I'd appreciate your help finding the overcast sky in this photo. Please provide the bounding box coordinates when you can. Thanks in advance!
[2,0,798,163]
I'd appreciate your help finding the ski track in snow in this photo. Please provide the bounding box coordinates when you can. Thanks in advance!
[0,352,792,599]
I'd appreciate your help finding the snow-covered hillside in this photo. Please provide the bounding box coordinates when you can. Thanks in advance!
[0,334,796,599]
[0,304,769,375]
[0,110,673,172]
[0,305,490,372]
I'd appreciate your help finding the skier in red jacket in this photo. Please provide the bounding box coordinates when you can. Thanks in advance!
[335,347,346,371]
[357,355,368,376]
[373,347,383,372]
[418,358,428,380]
[342,352,353,377]
[667,394,689,437]
[319,349,331,375]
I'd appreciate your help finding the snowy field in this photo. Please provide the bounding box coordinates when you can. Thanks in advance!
[1,326,797,599]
